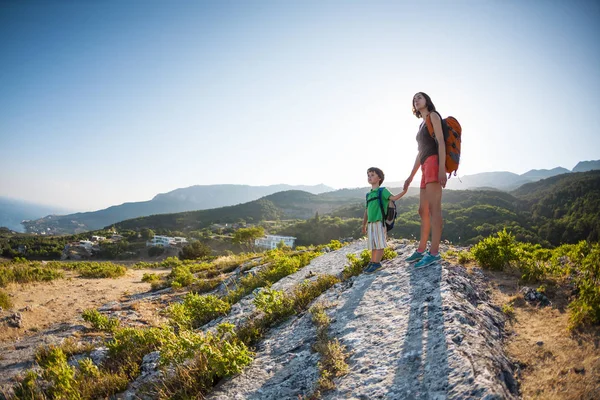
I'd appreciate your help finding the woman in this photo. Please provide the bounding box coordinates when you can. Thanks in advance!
[403,92,446,267]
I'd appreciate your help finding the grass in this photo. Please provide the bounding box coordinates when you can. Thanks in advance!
[305,303,349,398]
[0,261,64,287]
[0,288,12,309]
[0,260,128,287]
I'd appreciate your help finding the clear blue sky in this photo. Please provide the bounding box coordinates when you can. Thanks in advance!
[1,0,599,211]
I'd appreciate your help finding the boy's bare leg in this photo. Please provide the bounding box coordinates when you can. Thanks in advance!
[372,248,384,263]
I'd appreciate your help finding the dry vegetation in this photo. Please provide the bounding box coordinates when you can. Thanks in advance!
[445,251,600,400]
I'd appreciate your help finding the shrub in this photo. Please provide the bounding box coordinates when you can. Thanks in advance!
[501,302,515,318]
[327,240,344,251]
[168,265,195,289]
[106,326,171,378]
[568,243,600,329]
[76,262,127,279]
[37,347,80,399]
[141,273,161,283]
[148,246,165,257]
[167,293,231,329]
[81,309,120,332]
[253,287,291,315]
[0,262,64,287]
[457,251,474,265]
[157,324,253,398]
[471,229,518,270]
[0,289,12,309]
[342,250,371,279]
[12,370,44,399]
[180,241,211,260]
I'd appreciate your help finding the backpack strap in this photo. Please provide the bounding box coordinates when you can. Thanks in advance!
[425,111,443,138]
[376,187,386,225]
[366,188,387,224]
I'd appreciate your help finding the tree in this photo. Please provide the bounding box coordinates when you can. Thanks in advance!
[232,226,265,251]
[180,241,211,260]
[141,228,155,240]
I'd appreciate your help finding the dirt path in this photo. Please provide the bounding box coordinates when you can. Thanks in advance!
[0,268,165,343]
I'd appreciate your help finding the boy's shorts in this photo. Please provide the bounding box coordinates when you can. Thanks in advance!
[367,222,387,250]
[420,155,439,189]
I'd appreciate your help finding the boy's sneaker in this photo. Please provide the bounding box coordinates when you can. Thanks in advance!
[414,252,441,268]
[365,262,383,274]
[406,250,425,263]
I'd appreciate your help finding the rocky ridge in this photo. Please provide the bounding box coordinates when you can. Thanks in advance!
[205,241,517,399]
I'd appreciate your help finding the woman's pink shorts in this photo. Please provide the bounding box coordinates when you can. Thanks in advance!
[420,155,439,189]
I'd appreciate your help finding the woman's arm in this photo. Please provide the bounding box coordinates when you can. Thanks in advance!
[430,112,447,188]
[404,154,421,191]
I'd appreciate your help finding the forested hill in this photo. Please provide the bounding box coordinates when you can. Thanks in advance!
[511,170,600,244]
[112,198,284,232]
[105,171,600,247]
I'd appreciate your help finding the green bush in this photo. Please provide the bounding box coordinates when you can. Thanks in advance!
[106,326,172,378]
[0,262,64,287]
[81,309,120,332]
[471,229,519,270]
[158,323,253,398]
[457,251,474,264]
[0,289,12,309]
[37,347,80,399]
[12,370,44,399]
[76,262,127,279]
[148,246,165,257]
[342,250,371,279]
[168,264,195,289]
[253,287,291,315]
[167,293,231,329]
[141,273,161,283]
[180,241,211,260]
[568,243,600,329]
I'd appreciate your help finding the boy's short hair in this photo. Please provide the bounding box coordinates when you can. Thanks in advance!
[367,167,385,185]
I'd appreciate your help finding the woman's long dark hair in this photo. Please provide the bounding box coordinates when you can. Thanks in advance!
[412,92,436,118]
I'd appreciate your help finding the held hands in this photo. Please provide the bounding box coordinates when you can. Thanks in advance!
[403,178,412,192]
[362,223,367,234]
[438,169,447,188]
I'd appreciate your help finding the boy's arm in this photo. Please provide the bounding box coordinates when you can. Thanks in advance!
[390,189,408,201]
[362,209,368,234]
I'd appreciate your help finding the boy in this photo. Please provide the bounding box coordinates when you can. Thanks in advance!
[362,167,407,273]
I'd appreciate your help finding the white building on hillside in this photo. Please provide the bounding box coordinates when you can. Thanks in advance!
[146,235,175,247]
[255,235,296,250]
[146,235,189,248]
[173,237,188,246]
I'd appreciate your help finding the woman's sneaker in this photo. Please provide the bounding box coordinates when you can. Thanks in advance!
[415,252,441,268]
[406,250,425,263]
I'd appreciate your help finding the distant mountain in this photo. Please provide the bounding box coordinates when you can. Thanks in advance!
[0,197,71,233]
[22,184,333,235]
[445,171,532,191]
[444,162,596,191]
[572,160,600,173]
[520,167,570,180]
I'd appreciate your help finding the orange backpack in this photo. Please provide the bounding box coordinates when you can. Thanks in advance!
[426,112,462,178]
